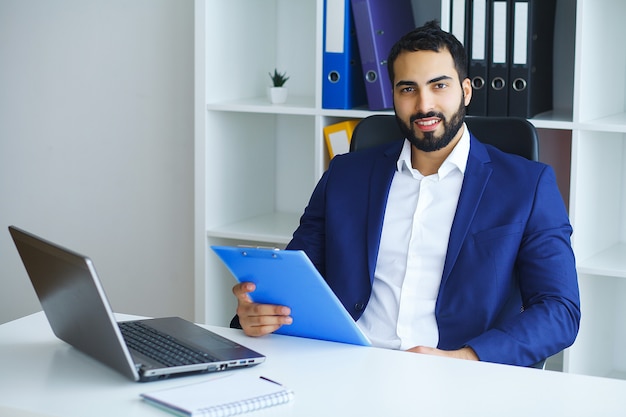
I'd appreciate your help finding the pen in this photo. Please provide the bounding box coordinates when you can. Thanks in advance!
[259,376,282,386]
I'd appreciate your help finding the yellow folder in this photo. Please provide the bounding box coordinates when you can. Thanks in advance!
[323,119,360,159]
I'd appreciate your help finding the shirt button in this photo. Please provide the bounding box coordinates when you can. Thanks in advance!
[354,303,365,311]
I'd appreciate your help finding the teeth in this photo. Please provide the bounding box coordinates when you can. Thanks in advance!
[417,119,439,126]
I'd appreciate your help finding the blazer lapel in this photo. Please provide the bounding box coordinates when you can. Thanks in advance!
[440,136,493,287]
[366,142,403,284]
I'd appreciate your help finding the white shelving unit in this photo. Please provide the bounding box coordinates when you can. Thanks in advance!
[564,0,626,380]
[195,0,626,379]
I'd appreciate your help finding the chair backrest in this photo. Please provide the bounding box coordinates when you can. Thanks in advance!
[350,114,539,161]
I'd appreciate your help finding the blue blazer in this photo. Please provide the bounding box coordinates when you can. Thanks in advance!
[287,135,580,366]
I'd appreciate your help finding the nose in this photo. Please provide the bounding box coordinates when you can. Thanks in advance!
[413,89,434,114]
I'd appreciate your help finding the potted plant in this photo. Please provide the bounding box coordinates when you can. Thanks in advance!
[268,69,289,104]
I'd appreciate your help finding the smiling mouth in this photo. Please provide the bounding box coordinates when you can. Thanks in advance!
[414,118,441,131]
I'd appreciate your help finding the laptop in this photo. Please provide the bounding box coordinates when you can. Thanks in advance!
[8,226,265,382]
[212,245,371,346]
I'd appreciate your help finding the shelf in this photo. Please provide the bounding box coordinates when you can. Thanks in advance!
[206,96,316,115]
[529,109,575,130]
[577,243,626,278]
[578,113,626,133]
[204,101,580,131]
[206,212,302,245]
[206,96,576,131]
[205,99,579,132]
[319,107,395,119]
[205,99,395,119]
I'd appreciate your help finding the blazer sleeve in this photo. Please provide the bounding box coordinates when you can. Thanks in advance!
[286,167,329,274]
[464,164,581,365]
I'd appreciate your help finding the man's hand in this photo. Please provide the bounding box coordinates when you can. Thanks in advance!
[406,345,479,361]
[232,282,292,337]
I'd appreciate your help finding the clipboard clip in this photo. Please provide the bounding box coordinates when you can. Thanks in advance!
[236,245,281,258]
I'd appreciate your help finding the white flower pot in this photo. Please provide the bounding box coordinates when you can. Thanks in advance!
[268,87,288,104]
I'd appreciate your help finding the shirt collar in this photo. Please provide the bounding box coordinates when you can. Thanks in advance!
[396,122,470,179]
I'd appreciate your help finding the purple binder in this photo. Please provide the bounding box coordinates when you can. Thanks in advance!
[351,0,415,110]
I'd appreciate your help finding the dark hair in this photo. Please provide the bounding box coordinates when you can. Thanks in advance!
[387,20,468,86]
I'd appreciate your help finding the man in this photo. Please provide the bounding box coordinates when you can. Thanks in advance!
[232,21,580,366]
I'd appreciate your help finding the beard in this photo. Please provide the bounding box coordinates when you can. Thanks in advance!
[395,97,466,153]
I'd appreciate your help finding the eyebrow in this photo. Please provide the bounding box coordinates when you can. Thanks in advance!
[394,75,454,88]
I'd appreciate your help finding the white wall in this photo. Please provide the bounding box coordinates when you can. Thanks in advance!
[0,0,194,324]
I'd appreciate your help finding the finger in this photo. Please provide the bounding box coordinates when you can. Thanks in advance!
[237,304,292,337]
[232,282,256,302]
[237,303,291,322]
[406,346,437,355]
[239,316,292,337]
[240,317,292,337]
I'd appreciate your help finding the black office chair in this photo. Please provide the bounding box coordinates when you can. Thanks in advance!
[350,114,539,161]
[350,114,546,369]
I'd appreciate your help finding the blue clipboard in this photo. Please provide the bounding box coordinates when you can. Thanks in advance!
[211,246,371,347]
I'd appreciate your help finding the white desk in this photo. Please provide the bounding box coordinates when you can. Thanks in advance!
[1,312,625,417]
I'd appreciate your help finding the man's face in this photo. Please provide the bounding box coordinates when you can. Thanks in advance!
[392,49,472,152]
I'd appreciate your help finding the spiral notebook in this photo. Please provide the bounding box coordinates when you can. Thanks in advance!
[141,372,294,417]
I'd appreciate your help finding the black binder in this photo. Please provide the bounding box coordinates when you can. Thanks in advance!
[448,0,471,49]
[507,0,556,118]
[466,0,491,116]
[487,0,511,116]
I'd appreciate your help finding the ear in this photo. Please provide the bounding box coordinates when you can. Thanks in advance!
[462,78,472,106]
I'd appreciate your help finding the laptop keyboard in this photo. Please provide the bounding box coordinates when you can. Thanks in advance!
[119,321,217,367]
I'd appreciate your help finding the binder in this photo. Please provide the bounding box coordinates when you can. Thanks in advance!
[507,0,557,118]
[322,0,367,109]
[449,0,470,48]
[350,0,415,110]
[466,0,490,116]
[487,0,510,116]
[440,0,452,32]
[323,119,360,158]
[413,0,446,28]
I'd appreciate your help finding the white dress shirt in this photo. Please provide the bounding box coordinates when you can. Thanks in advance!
[357,125,469,350]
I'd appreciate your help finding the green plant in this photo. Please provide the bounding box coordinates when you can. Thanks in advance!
[269,69,289,87]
